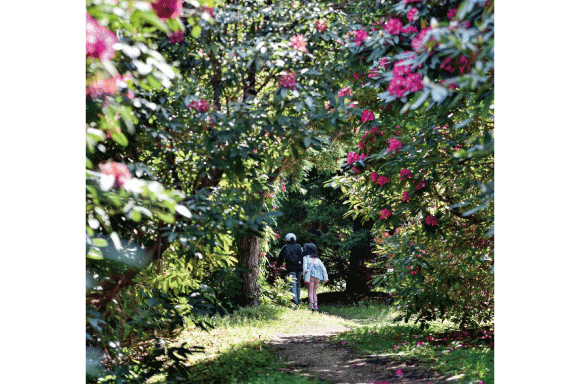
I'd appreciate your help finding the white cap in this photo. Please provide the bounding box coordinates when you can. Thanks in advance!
[284,233,296,241]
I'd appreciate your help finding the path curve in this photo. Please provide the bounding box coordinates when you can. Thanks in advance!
[268,321,448,384]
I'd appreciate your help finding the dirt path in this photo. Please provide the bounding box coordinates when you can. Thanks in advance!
[268,320,448,384]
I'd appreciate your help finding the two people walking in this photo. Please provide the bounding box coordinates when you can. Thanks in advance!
[276,233,328,311]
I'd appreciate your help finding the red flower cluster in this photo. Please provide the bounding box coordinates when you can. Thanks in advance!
[279,70,297,89]
[447,8,458,21]
[338,87,353,97]
[401,191,411,203]
[411,27,431,51]
[151,0,183,20]
[86,13,117,62]
[169,30,185,44]
[87,75,120,98]
[188,98,211,112]
[384,18,403,35]
[387,137,403,153]
[387,60,424,98]
[202,6,215,18]
[407,8,418,22]
[316,19,328,33]
[346,151,366,166]
[290,34,308,52]
[353,29,369,46]
[99,162,132,188]
[380,209,392,220]
[425,215,438,226]
[400,169,412,180]
[361,110,375,124]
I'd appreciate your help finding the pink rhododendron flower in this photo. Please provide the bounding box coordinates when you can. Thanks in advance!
[368,68,380,79]
[169,30,185,44]
[378,58,389,69]
[86,13,117,62]
[201,6,215,18]
[417,341,424,346]
[425,215,438,226]
[87,75,121,98]
[459,54,471,74]
[441,56,456,73]
[416,180,426,190]
[402,191,411,203]
[370,172,378,183]
[378,176,389,186]
[411,27,431,51]
[380,209,392,220]
[396,369,403,375]
[384,18,403,35]
[387,138,403,152]
[353,29,369,46]
[338,87,353,97]
[361,110,375,124]
[290,34,308,52]
[151,0,183,20]
[447,8,458,21]
[403,0,422,4]
[402,25,418,34]
[188,98,211,112]
[392,62,412,77]
[99,162,132,188]
[400,169,412,179]
[316,19,328,32]
[279,70,297,89]
[407,8,418,22]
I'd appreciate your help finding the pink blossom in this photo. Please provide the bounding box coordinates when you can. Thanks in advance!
[441,57,456,73]
[395,369,403,376]
[378,58,389,69]
[411,27,431,51]
[188,98,211,112]
[393,62,412,77]
[279,70,297,89]
[405,72,424,92]
[407,8,418,22]
[384,18,403,35]
[338,87,353,97]
[459,54,471,75]
[378,176,389,186]
[87,75,121,98]
[447,8,458,21]
[416,180,426,190]
[99,162,132,188]
[354,29,370,46]
[367,68,380,79]
[370,172,378,183]
[394,344,398,349]
[387,138,403,152]
[400,169,412,179]
[86,13,117,62]
[425,215,438,226]
[401,191,411,203]
[316,19,328,33]
[290,34,308,52]
[169,30,185,44]
[380,209,392,220]
[417,341,424,346]
[361,110,375,124]
[403,0,422,4]
[402,25,419,34]
[201,6,215,18]
[151,0,183,20]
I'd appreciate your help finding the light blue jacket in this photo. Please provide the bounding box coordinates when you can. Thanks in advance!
[303,256,328,281]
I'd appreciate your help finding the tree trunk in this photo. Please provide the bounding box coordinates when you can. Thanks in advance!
[346,219,374,295]
[237,234,262,307]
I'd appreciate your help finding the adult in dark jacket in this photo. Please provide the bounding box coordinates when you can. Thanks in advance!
[277,233,304,306]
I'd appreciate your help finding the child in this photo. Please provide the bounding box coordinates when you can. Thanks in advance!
[302,243,329,311]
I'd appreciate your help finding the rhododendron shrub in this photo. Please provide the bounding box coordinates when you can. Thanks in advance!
[330,0,494,328]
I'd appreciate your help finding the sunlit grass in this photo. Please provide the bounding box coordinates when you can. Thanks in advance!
[323,301,494,384]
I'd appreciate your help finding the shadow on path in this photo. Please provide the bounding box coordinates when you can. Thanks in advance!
[268,326,449,384]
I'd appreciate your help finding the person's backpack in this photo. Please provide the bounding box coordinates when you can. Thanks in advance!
[283,243,302,265]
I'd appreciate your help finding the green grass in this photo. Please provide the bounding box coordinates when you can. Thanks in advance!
[322,301,494,384]
[156,304,348,383]
[144,294,492,384]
